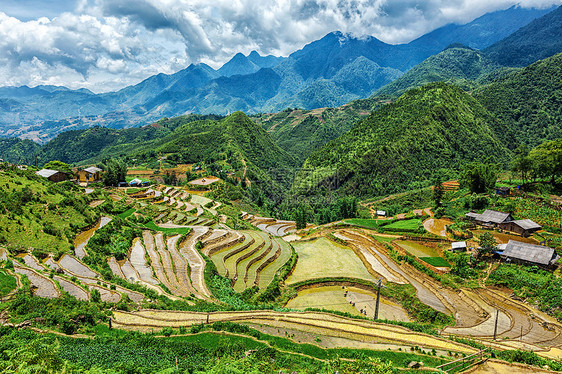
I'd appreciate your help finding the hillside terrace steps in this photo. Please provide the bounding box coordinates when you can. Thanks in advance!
[129,237,159,286]
[166,234,198,297]
[108,257,125,279]
[232,233,273,290]
[240,232,279,291]
[177,227,213,299]
[209,233,255,276]
[339,230,450,315]
[224,232,268,279]
[258,239,292,289]
[153,233,191,298]
[12,262,60,298]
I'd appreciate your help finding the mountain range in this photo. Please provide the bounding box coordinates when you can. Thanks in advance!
[0,5,556,142]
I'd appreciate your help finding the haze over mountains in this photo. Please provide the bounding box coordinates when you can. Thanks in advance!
[0,5,556,143]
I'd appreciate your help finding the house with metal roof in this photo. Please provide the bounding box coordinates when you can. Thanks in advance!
[500,219,542,237]
[451,241,467,252]
[36,169,68,182]
[466,209,513,225]
[76,166,102,185]
[501,240,560,267]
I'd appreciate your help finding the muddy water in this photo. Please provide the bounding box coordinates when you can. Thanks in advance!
[396,240,440,258]
[423,218,452,237]
[74,217,112,259]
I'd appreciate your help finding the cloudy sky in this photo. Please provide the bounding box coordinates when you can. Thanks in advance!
[0,0,560,93]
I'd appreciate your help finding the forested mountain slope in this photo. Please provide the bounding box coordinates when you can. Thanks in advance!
[295,83,510,197]
[474,53,562,147]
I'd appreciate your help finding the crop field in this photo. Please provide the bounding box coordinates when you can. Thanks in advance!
[384,219,422,231]
[286,237,377,285]
[345,219,384,229]
[420,257,451,267]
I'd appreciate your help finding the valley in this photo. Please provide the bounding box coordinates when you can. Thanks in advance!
[2,3,562,374]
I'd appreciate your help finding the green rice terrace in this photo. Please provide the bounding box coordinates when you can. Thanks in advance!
[1,165,562,373]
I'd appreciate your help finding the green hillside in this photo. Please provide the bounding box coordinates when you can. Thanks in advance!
[375,46,501,98]
[295,83,510,197]
[0,138,41,164]
[484,5,562,67]
[474,53,562,147]
[37,114,220,165]
[0,166,98,254]
[145,112,298,173]
[252,98,381,162]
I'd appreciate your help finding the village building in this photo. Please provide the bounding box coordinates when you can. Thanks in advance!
[465,209,513,227]
[500,240,560,268]
[376,210,387,217]
[499,219,542,237]
[36,169,68,182]
[129,178,143,187]
[76,166,102,185]
[451,241,467,252]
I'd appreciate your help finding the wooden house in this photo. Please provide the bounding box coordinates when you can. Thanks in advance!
[36,169,68,182]
[76,167,102,185]
[499,219,542,237]
[465,209,513,227]
[451,241,467,252]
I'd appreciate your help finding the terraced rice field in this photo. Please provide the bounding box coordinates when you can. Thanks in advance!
[395,240,440,257]
[74,217,112,259]
[286,285,410,322]
[287,237,377,285]
[13,264,60,298]
[112,309,475,354]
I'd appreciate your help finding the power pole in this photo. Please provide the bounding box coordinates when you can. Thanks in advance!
[493,309,499,340]
[374,278,386,320]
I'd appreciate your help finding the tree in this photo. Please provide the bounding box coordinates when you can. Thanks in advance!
[295,204,307,230]
[459,161,499,194]
[477,232,497,258]
[102,158,127,187]
[44,160,72,174]
[432,174,444,208]
[529,139,562,184]
[511,145,534,184]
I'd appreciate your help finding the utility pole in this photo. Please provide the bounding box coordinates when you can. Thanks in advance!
[374,278,386,320]
[493,310,499,340]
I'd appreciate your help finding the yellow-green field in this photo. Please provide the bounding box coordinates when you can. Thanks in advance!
[286,237,377,284]
[285,285,411,322]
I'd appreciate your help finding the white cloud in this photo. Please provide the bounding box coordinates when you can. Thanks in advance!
[0,0,560,92]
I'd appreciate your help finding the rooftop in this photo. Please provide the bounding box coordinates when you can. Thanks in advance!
[83,166,102,173]
[465,209,512,224]
[502,240,559,266]
[36,169,60,178]
[513,219,542,231]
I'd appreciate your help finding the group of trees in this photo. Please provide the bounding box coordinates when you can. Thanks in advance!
[512,139,562,184]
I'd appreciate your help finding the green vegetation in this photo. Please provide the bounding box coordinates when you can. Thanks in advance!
[252,98,380,162]
[375,46,501,98]
[140,221,192,235]
[474,53,562,147]
[344,218,383,230]
[383,219,422,232]
[0,269,17,297]
[297,83,510,197]
[420,257,451,268]
[0,166,98,254]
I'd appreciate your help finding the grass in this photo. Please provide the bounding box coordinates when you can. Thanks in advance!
[286,237,377,285]
[384,219,422,231]
[140,221,192,235]
[0,269,17,297]
[344,218,383,230]
[420,257,451,268]
[371,235,396,244]
[117,208,136,219]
